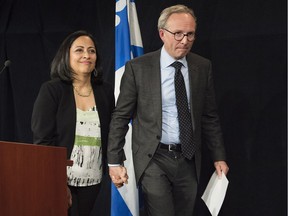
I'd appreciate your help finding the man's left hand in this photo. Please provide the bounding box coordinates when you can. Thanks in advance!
[214,161,229,177]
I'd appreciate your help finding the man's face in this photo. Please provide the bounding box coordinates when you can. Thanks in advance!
[159,13,196,59]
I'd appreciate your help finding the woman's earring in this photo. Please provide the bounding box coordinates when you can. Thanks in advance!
[93,68,98,77]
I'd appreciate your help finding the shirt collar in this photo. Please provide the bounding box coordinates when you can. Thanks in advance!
[160,46,188,69]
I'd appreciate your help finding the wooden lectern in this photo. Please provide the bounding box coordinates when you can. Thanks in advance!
[0,141,71,216]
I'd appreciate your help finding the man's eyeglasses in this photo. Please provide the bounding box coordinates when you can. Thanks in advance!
[163,28,195,42]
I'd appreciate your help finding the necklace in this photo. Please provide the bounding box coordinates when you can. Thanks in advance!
[73,85,92,97]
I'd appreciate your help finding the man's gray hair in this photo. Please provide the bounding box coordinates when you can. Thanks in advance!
[158,4,197,30]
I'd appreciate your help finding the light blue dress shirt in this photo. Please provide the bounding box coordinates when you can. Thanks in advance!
[160,47,191,144]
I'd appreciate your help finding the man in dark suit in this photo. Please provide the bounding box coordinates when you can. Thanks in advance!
[107,4,229,216]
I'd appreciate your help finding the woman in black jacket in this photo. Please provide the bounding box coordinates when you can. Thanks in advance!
[31,30,114,216]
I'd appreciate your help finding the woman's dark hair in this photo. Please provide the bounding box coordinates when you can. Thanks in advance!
[50,30,103,84]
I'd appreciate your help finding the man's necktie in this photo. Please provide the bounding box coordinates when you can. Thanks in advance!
[171,61,195,159]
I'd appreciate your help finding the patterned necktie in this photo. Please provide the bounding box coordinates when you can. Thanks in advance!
[171,61,195,159]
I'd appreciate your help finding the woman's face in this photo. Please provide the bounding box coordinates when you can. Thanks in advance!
[69,35,96,76]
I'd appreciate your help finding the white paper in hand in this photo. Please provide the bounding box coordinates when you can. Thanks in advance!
[201,171,229,216]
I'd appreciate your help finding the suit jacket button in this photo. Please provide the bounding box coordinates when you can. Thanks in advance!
[148,154,152,158]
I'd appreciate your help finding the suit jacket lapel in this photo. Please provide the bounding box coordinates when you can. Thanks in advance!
[187,55,198,131]
[147,50,162,131]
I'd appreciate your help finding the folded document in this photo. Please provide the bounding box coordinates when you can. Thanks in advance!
[201,171,229,216]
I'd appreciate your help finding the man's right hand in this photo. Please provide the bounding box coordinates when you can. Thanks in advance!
[109,166,129,188]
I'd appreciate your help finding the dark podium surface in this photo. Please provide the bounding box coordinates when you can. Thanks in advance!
[0,141,69,216]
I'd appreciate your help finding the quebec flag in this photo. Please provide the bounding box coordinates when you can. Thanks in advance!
[113,0,143,216]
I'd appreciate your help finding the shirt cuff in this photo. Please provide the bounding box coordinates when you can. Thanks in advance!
[108,164,121,167]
